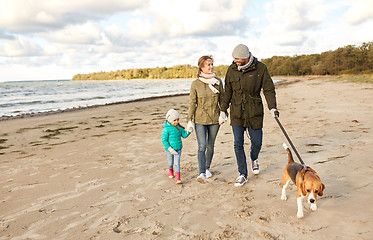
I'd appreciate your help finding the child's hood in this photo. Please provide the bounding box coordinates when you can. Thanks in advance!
[164,121,181,131]
[164,120,171,128]
[164,121,175,129]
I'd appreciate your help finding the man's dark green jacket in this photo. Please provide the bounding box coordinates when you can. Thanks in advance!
[221,58,277,129]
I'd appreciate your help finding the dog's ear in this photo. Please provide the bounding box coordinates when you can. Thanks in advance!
[318,183,325,196]
[300,181,307,196]
[298,169,307,196]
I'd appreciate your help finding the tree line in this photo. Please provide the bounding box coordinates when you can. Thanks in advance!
[262,42,372,75]
[72,64,231,80]
[72,42,372,80]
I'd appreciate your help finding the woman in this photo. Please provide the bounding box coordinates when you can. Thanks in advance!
[187,55,227,184]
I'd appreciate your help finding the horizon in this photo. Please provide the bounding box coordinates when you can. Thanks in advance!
[1,40,371,82]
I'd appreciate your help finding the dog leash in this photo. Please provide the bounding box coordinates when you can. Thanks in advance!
[274,116,307,169]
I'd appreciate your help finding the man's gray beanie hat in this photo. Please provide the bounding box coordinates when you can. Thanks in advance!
[232,44,250,59]
[166,109,180,122]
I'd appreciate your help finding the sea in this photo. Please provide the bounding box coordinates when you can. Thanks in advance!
[0,78,281,118]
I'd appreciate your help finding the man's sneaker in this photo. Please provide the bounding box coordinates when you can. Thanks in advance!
[234,175,247,187]
[205,169,213,178]
[196,173,206,184]
[251,159,260,175]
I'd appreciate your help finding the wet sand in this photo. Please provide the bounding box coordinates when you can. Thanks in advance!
[0,76,372,239]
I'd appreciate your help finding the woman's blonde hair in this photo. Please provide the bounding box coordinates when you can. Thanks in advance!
[197,55,213,77]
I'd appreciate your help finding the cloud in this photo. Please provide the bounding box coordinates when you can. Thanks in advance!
[0,0,251,63]
[41,22,103,44]
[104,25,140,48]
[91,37,216,71]
[126,17,155,39]
[0,28,15,40]
[265,0,326,31]
[249,0,347,58]
[127,0,250,38]
[257,0,321,49]
[0,37,42,56]
[0,0,145,33]
[344,0,373,25]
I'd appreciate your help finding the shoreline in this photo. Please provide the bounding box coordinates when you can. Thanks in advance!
[0,93,189,121]
[0,77,297,122]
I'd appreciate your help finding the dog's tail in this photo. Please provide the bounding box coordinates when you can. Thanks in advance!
[282,143,294,164]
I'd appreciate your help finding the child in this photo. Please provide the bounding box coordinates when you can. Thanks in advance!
[162,109,192,184]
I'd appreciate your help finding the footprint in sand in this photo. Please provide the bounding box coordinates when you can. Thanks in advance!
[0,138,9,154]
[235,205,253,218]
[41,126,78,139]
[260,231,282,239]
[316,155,348,164]
[215,225,241,239]
[112,216,131,233]
[240,196,254,202]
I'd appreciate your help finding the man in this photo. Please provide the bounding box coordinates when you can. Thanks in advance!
[220,44,279,187]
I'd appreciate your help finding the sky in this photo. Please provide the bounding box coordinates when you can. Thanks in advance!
[0,0,372,81]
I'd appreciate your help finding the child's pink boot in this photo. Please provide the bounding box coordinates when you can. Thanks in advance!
[168,168,174,179]
[175,172,182,184]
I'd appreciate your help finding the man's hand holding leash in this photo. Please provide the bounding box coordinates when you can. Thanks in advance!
[270,108,279,118]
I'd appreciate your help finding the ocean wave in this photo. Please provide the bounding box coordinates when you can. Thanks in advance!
[0,78,281,117]
[0,79,193,117]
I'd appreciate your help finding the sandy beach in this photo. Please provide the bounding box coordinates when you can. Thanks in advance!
[1,76,372,239]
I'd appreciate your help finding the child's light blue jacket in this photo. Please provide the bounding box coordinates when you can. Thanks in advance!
[162,121,191,151]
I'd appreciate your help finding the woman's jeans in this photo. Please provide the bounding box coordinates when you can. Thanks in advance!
[232,126,263,178]
[195,123,220,174]
[167,149,182,172]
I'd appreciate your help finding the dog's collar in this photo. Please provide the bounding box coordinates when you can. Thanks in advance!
[301,166,321,182]
[301,166,310,181]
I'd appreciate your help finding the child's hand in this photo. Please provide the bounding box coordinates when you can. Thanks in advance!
[168,147,178,155]
[219,112,228,125]
[187,121,194,133]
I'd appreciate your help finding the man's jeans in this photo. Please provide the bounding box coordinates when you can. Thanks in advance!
[232,126,263,178]
[195,123,220,174]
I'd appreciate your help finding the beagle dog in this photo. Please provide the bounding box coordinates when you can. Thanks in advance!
[281,143,325,218]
